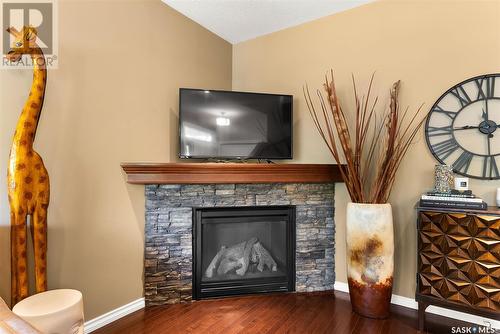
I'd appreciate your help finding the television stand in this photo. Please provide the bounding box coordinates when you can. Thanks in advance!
[202,158,275,164]
[203,158,250,164]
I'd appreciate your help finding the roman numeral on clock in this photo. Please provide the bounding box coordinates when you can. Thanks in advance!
[432,105,458,120]
[483,156,500,179]
[431,139,459,160]
[452,151,473,174]
[450,86,471,107]
[427,125,453,137]
[475,77,495,100]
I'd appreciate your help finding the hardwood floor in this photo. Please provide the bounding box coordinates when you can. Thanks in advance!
[93,291,474,334]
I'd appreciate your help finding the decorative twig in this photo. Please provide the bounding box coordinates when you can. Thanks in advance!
[304,71,427,204]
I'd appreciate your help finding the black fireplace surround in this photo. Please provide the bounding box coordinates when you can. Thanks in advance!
[193,206,296,299]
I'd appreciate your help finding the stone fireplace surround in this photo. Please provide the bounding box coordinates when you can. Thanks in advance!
[121,163,341,306]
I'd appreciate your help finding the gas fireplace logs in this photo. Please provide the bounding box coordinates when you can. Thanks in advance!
[205,238,278,278]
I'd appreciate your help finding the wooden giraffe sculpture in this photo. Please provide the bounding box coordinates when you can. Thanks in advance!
[6,26,49,305]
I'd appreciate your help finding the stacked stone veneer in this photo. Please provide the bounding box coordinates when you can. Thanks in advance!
[144,183,335,306]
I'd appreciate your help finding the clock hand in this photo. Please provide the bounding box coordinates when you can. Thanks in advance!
[483,103,489,122]
[487,132,492,158]
[485,100,490,121]
[453,125,479,130]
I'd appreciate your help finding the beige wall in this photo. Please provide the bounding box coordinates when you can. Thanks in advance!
[0,0,232,318]
[233,0,500,298]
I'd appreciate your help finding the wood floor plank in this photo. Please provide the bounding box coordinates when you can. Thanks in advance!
[92,291,476,334]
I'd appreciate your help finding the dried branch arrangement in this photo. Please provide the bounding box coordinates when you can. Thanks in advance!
[304,71,426,204]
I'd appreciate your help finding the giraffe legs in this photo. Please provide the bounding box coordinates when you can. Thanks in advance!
[10,211,28,305]
[10,204,48,304]
[32,205,48,293]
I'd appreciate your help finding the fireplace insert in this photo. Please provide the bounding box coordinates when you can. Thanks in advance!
[193,206,296,299]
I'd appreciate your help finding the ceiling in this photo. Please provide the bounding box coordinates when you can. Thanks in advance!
[162,0,373,44]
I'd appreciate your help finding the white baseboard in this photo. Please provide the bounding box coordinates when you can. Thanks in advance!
[84,298,145,333]
[334,280,500,329]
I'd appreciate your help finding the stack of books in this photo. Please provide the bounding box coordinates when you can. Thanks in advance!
[420,190,487,210]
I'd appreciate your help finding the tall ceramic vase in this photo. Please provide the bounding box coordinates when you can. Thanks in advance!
[346,203,394,319]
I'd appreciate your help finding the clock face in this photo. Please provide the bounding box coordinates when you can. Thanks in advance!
[426,74,500,180]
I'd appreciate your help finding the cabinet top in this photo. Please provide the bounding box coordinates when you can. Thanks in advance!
[417,205,500,216]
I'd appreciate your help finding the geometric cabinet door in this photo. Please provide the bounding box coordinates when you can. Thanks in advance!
[417,209,500,314]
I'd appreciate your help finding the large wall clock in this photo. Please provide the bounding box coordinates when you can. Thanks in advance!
[425,73,500,180]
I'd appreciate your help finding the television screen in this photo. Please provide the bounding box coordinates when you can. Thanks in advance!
[179,89,292,160]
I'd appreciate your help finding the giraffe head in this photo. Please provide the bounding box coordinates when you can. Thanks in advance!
[5,26,39,62]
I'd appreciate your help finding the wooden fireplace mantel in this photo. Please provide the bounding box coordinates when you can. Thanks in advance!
[120,162,344,184]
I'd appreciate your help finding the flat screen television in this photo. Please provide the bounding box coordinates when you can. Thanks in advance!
[179,88,293,160]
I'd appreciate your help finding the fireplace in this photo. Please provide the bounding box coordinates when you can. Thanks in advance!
[193,206,296,299]
[142,182,335,305]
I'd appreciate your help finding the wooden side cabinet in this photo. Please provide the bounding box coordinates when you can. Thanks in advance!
[416,206,500,331]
